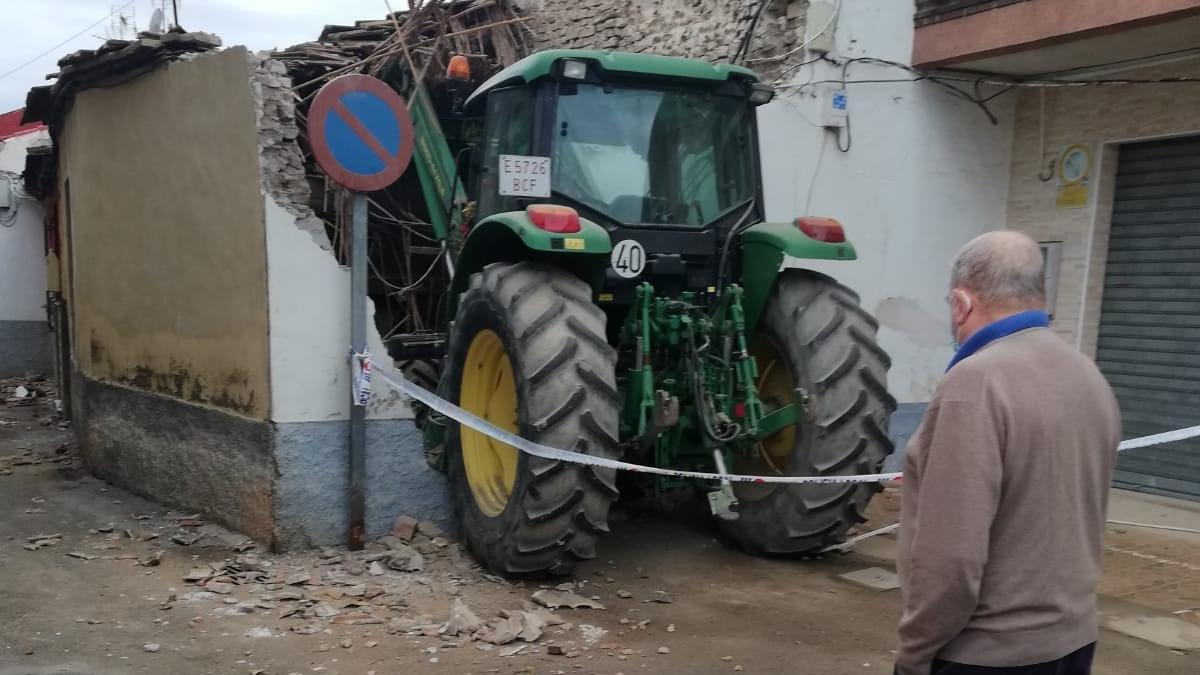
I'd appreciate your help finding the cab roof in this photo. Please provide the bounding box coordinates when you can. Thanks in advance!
[465,49,760,108]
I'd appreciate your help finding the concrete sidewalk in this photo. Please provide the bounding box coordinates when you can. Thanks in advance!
[855,487,1200,650]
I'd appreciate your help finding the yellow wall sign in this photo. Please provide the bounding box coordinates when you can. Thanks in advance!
[1055,144,1093,209]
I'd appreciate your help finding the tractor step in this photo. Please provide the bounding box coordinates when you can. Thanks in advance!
[389,332,447,359]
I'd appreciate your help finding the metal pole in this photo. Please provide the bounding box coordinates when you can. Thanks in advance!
[348,192,368,550]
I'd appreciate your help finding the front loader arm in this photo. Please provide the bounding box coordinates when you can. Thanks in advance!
[407,82,469,246]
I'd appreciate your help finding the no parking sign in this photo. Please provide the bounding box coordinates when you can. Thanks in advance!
[307,74,414,192]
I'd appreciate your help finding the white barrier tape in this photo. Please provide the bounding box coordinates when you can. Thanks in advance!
[1117,425,1200,451]
[376,366,1200,486]
[377,368,900,485]
[821,523,900,553]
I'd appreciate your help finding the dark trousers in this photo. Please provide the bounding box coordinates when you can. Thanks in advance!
[929,643,1095,675]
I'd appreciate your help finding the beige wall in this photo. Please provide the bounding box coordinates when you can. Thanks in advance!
[1005,60,1200,357]
[58,48,270,419]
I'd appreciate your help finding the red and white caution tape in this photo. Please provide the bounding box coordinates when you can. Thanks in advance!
[350,350,372,407]
[376,366,1200,486]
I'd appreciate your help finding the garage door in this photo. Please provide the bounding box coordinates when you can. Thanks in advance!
[1098,136,1200,500]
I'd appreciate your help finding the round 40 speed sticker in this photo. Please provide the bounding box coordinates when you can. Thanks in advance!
[610,239,646,279]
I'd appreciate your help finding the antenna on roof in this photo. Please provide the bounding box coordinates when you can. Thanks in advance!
[148,8,165,35]
[104,4,137,40]
[151,0,182,31]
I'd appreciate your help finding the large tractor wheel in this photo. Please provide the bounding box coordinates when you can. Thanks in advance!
[445,261,620,575]
[720,272,896,554]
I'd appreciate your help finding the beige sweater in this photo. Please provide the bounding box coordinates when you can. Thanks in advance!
[896,328,1120,675]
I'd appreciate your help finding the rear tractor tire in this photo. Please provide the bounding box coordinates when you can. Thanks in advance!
[445,261,621,575]
[720,272,896,555]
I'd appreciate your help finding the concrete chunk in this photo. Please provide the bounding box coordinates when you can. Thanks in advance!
[1102,614,1200,651]
[837,566,900,591]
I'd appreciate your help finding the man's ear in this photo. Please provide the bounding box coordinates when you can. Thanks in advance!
[951,289,973,321]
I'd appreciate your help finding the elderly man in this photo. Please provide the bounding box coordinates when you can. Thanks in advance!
[895,231,1121,675]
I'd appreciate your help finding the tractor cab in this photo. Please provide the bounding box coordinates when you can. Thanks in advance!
[461,50,775,303]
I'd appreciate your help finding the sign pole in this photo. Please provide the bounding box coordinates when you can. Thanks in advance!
[348,192,368,550]
[307,74,415,551]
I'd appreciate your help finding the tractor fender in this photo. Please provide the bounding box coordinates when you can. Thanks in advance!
[738,221,858,333]
[450,210,612,311]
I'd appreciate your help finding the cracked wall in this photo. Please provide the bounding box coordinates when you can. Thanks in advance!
[250,54,412,424]
[251,55,446,547]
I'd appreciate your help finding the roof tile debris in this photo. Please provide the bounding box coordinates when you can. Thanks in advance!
[22,30,222,127]
[270,0,530,100]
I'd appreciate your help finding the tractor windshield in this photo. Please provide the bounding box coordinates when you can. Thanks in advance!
[553,83,755,227]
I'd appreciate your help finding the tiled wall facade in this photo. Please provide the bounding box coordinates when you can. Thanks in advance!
[1005,60,1200,357]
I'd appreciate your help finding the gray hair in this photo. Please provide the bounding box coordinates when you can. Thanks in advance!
[950,230,1046,307]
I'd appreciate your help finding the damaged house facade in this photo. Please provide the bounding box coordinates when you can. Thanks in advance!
[23,36,445,549]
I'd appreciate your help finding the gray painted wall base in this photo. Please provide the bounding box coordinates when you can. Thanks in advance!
[273,419,451,550]
[0,320,50,377]
[72,374,452,551]
[885,403,928,472]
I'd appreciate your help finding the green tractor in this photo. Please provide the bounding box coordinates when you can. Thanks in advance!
[397,50,895,575]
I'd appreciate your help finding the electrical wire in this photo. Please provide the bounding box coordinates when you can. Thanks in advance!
[771,54,825,88]
[747,0,842,65]
[367,245,445,296]
[732,0,771,64]
[0,0,137,81]
[836,59,852,152]
[800,131,828,215]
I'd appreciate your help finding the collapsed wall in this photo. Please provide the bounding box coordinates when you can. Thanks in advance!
[248,51,447,549]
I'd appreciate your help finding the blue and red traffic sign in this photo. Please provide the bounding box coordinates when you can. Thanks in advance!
[307,74,414,192]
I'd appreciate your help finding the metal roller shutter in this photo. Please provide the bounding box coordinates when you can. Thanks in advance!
[1098,135,1200,499]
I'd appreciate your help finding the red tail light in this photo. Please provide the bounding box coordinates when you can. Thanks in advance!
[527,204,581,234]
[795,217,846,243]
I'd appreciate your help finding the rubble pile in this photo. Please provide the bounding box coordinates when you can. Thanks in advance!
[164,516,616,656]
[1,376,75,476]
[271,0,530,101]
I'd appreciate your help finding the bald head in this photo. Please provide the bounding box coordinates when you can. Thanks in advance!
[951,231,1046,310]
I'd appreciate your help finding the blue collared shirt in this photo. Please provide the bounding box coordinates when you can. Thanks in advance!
[946,310,1050,372]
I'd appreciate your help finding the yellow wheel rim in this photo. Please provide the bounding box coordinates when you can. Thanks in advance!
[734,335,798,501]
[460,330,520,517]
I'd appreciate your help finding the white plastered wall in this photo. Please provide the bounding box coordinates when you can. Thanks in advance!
[757,0,1016,403]
[0,130,49,323]
[264,195,412,423]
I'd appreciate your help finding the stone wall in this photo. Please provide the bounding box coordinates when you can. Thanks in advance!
[519,0,809,78]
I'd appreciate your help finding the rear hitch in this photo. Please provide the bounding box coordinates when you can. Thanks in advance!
[707,448,740,521]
